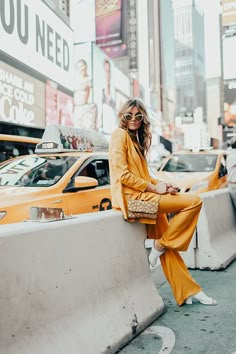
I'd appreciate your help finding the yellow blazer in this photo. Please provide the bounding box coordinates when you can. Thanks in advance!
[109,128,161,224]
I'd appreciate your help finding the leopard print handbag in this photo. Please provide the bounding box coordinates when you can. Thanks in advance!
[127,199,158,219]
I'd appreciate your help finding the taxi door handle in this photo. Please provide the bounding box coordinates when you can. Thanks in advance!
[52,200,62,203]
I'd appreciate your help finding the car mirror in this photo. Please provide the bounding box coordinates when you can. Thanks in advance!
[74,176,98,189]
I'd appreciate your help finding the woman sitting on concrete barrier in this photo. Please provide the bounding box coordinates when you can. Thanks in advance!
[109,98,217,307]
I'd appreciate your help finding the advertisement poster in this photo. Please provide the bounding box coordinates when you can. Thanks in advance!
[96,0,123,47]
[95,0,128,59]
[0,61,45,127]
[58,91,74,126]
[73,43,130,134]
[93,44,116,134]
[73,42,97,130]
[115,90,129,113]
[74,43,93,106]
[74,104,98,130]
[46,81,74,127]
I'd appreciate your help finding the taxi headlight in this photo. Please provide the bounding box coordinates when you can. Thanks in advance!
[190,180,209,192]
[0,211,7,220]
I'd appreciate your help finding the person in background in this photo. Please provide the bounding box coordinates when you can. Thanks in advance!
[101,58,116,134]
[102,58,116,109]
[109,98,217,307]
[226,137,236,208]
[74,59,92,105]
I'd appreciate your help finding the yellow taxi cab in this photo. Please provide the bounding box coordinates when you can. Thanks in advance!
[0,134,41,162]
[0,125,111,225]
[155,148,228,194]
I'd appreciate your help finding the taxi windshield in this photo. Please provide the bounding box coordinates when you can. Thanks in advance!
[0,156,78,186]
[163,154,218,172]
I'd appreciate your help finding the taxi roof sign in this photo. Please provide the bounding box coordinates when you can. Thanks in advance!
[36,125,109,154]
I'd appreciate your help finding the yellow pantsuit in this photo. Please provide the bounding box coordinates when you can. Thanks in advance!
[109,128,202,306]
[147,193,202,306]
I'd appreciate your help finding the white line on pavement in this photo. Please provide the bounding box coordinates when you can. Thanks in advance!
[141,326,175,353]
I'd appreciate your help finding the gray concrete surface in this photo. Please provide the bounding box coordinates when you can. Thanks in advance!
[117,260,236,354]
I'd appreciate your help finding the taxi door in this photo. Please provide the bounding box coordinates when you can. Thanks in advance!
[62,157,112,216]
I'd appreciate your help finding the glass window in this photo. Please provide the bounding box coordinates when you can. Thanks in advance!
[76,159,110,186]
[0,156,78,186]
[163,154,217,172]
[0,141,37,162]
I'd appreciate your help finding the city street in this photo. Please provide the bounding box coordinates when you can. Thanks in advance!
[0,1,236,353]
[118,260,236,354]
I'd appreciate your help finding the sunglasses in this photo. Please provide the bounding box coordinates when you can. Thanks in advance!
[123,113,143,122]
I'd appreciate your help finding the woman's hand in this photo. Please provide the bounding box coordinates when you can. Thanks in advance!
[165,183,180,195]
[146,181,180,195]
[155,181,168,194]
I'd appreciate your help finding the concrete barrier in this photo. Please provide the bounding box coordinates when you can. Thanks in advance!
[181,188,236,270]
[0,210,164,354]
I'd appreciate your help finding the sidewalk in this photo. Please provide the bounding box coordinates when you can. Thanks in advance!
[118,259,236,354]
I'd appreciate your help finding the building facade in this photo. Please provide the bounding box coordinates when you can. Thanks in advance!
[173,0,206,124]
[159,0,176,136]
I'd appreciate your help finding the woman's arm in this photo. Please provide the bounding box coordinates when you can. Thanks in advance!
[109,129,148,192]
[110,129,180,195]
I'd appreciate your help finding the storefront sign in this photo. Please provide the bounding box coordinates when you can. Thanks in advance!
[0,0,73,90]
[0,61,45,127]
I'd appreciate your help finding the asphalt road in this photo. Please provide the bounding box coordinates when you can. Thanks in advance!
[117,260,236,354]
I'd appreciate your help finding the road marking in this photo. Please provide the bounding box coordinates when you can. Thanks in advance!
[141,326,175,353]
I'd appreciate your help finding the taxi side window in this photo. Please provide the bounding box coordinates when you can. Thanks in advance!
[79,163,97,179]
[78,159,110,186]
[95,160,110,186]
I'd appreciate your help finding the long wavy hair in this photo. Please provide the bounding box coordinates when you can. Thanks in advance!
[118,98,152,156]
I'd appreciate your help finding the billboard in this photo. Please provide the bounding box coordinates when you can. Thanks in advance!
[93,45,117,134]
[73,43,130,134]
[0,0,74,90]
[224,80,236,126]
[74,43,93,106]
[73,42,97,130]
[96,0,123,47]
[0,61,45,127]
[95,0,128,59]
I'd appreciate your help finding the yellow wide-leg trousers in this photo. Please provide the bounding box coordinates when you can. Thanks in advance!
[147,193,203,306]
